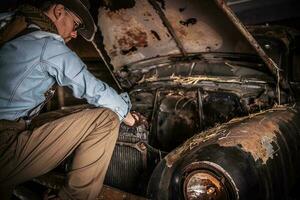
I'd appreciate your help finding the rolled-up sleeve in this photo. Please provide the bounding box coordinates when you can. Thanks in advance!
[42,38,131,121]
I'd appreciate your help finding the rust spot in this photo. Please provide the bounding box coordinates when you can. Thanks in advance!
[121,46,138,55]
[178,28,187,36]
[110,50,118,57]
[118,37,129,47]
[218,113,286,164]
[117,28,148,53]
[144,11,152,17]
[126,30,148,47]
[105,11,113,19]
[151,30,161,41]
[179,18,197,27]
[105,10,131,22]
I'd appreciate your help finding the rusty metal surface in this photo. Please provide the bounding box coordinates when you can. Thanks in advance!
[97,0,255,69]
[217,111,283,164]
[148,104,300,199]
[147,0,187,56]
[98,0,179,68]
[165,105,300,167]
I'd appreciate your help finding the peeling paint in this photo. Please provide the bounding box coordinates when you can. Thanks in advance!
[218,120,280,164]
[179,18,197,26]
[98,0,257,69]
[165,105,294,167]
[98,0,179,68]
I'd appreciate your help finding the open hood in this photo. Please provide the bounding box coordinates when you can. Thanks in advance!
[97,0,256,69]
[95,0,291,91]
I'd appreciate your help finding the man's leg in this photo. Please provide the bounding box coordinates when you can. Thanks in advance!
[0,108,120,200]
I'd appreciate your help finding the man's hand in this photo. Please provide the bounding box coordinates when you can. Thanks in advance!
[123,112,148,128]
[123,112,136,126]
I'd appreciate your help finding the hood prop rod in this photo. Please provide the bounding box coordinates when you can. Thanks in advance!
[91,40,123,91]
[216,0,293,103]
[148,0,187,57]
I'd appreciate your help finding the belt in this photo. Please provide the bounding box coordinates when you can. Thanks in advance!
[0,119,27,132]
[0,119,27,154]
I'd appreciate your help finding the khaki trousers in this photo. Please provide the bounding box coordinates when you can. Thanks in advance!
[0,108,120,200]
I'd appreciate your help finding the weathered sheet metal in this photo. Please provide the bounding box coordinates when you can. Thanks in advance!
[97,0,255,69]
[165,105,299,166]
[147,105,300,199]
[98,0,180,68]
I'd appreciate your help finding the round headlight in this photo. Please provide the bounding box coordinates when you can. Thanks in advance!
[183,170,228,200]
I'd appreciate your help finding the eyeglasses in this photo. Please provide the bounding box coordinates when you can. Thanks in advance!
[65,9,83,31]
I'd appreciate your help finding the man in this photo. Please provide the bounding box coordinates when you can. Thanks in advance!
[0,0,140,199]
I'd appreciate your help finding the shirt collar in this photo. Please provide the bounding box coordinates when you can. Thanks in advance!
[27,29,65,44]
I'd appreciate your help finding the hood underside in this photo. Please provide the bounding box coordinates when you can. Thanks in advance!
[97,0,256,69]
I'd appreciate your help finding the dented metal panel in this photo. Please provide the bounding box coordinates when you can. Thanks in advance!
[97,0,255,69]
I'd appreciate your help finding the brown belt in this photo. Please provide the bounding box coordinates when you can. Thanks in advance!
[0,119,27,133]
[0,119,27,153]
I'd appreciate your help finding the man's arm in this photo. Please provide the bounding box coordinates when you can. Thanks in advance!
[42,40,131,121]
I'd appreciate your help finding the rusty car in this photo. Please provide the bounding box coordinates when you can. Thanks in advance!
[9,0,300,199]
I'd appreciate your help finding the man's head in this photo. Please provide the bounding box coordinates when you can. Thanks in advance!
[41,0,96,42]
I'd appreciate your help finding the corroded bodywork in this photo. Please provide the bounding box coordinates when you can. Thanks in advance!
[97,0,291,93]
[97,0,255,69]
[16,0,299,199]
[92,0,300,199]
[165,106,298,166]
[148,105,300,199]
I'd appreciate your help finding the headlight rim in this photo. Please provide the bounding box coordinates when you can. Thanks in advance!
[180,161,239,200]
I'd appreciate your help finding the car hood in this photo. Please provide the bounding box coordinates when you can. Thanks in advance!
[95,0,290,92]
[97,0,257,70]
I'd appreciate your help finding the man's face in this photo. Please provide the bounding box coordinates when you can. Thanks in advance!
[52,4,83,42]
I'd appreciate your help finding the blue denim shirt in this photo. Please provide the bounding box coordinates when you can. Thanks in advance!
[0,29,131,121]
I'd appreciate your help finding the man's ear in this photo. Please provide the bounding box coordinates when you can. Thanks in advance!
[53,4,65,21]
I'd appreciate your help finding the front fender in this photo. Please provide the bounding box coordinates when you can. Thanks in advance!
[147,105,300,200]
